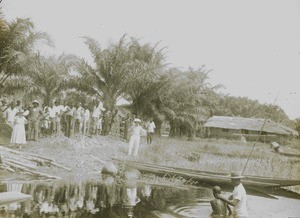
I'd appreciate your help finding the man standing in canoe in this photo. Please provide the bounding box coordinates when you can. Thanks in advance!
[215,171,249,218]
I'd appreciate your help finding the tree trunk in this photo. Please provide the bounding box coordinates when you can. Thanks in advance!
[44,93,51,107]
[154,119,162,136]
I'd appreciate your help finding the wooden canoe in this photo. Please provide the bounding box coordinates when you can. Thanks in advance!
[0,191,32,206]
[112,158,300,188]
[275,151,300,158]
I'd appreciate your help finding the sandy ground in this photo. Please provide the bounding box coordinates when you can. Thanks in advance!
[4,134,129,181]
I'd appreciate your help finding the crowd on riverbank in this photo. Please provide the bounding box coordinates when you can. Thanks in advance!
[0,98,111,145]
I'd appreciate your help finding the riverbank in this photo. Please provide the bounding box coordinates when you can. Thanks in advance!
[2,135,300,183]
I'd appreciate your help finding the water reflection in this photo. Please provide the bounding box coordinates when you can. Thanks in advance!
[0,177,213,217]
[2,178,299,217]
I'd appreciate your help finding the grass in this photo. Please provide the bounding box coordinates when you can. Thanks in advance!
[11,134,300,189]
[137,137,300,180]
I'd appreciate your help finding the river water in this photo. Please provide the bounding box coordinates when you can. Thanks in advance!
[0,177,300,218]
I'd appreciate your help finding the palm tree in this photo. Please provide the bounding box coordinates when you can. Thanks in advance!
[123,38,167,117]
[4,54,74,106]
[74,35,130,134]
[158,67,218,139]
[0,12,52,91]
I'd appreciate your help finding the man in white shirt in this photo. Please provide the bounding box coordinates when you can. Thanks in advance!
[216,171,249,218]
[91,101,105,135]
[47,101,57,135]
[128,118,145,157]
[5,101,19,127]
[146,118,156,145]
[82,104,90,135]
[53,100,62,134]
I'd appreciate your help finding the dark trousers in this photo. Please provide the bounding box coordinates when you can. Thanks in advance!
[65,115,75,137]
[147,132,154,144]
[28,120,39,141]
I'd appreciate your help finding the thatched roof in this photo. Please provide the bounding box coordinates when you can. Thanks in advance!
[204,116,296,136]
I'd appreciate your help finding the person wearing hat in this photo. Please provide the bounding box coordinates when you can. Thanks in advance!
[10,109,27,147]
[215,171,248,217]
[128,118,146,156]
[28,100,43,141]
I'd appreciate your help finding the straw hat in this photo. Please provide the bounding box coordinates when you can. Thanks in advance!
[229,171,245,179]
[17,109,24,115]
[133,118,141,123]
[32,100,39,105]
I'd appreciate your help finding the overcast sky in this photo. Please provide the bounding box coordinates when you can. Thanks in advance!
[2,0,300,119]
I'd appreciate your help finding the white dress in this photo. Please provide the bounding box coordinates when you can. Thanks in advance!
[10,116,26,144]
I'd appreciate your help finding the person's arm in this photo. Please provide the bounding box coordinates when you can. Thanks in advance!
[216,194,239,207]
[227,203,232,215]
[141,126,146,136]
[1,105,9,112]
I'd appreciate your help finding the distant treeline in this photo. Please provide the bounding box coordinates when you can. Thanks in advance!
[0,10,295,138]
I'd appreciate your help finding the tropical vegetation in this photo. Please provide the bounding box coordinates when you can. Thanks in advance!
[0,9,297,138]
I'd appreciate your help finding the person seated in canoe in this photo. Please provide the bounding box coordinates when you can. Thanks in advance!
[210,186,231,216]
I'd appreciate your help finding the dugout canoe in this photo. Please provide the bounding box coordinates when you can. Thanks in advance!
[274,151,300,158]
[0,191,32,206]
[112,158,300,188]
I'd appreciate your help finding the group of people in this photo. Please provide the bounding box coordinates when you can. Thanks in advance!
[0,98,106,146]
[0,97,157,156]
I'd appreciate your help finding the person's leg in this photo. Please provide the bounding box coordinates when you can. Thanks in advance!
[49,118,54,136]
[147,133,150,145]
[66,115,71,137]
[128,135,135,156]
[83,120,87,135]
[33,121,39,141]
[27,121,32,140]
[52,118,56,135]
[70,117,75,137]
[56,117,61,134]
[133,136,141,157]
[79,120,83,134]
[92,117,96,134]
[149,133,153,144]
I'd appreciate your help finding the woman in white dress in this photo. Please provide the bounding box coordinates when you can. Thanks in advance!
[10,110,27,145]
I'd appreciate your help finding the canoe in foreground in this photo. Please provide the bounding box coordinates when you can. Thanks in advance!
[0,192,32,206]
[113,158,300,188]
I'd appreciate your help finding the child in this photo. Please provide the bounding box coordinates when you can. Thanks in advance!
[10,109,27,148]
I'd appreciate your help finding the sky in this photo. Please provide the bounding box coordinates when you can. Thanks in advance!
[1,0,300,119]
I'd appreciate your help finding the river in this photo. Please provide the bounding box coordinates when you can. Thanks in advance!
[0,177,300,217]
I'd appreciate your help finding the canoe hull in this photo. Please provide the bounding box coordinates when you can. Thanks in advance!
[115,159,300,188]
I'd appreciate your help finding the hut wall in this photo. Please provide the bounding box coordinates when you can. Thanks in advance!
[208,127,241,139]
[208,127,288,144]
